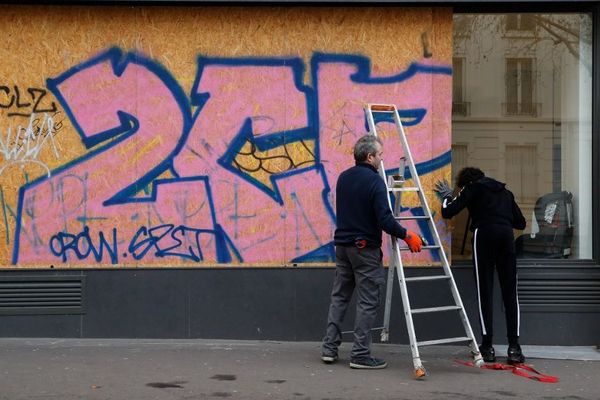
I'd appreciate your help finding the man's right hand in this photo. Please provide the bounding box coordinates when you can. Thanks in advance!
[403,231,423,252]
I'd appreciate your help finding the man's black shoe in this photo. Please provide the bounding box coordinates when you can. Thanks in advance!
[321,353,338,364]
[479,345,496,362]
[349,357,387,369]
[507,344,525,365]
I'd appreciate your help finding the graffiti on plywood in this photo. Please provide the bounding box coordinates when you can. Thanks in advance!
[0,6,453,267]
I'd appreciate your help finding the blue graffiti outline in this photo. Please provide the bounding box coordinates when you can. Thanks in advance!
[217,117,317,204]
[310,52,452,164]
[305,53,452,262]
[13,47,198,264]
[392,149,451,180]
[270,163,336,262]
[410,207,440,262]
[46,47,194,205]
[366,108,427,128]
[147,176,233,263]
[191,57,319,203]
[190,56,341,262]
[191,56,317,136]
[291,241,335,263]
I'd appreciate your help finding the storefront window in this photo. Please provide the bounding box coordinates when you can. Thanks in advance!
[452,13,593,260]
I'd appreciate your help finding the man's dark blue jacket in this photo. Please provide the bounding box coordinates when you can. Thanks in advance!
[334,163,407,247]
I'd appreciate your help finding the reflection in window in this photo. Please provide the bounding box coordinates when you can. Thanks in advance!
[506,14,536,31]
[505,58,536,116]
[453,57,469,116]
[505,144,537,204]
[451,144,468,183]
[452,13,592,260]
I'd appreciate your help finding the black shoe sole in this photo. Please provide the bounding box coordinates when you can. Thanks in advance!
[507,358,525,365]
[321,355,338,364]
[349,361,387,369]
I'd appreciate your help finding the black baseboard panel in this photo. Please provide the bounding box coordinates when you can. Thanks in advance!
[0,267,598,345]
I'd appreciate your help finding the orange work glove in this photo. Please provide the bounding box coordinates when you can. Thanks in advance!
[403,231,423,252]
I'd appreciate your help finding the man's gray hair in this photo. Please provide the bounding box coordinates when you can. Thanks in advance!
[353,135,382,163]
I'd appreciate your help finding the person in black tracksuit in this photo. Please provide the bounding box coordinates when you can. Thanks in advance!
[435,167,527,364]
[321,135,423,369]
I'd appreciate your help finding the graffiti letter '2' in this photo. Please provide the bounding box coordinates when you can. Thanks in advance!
[12,48,195,265]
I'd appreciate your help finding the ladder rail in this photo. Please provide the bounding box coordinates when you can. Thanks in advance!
[424,216,480,355]
[366,102,397,342]
[393,242,423,370]
[381,241,395,342]
[365,104,423,370]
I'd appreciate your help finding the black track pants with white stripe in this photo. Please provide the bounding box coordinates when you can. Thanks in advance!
[472,224,520,341]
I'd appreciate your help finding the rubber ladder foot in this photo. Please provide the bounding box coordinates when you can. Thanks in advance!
[471,350,484,367]
[414,367,427,379]
[473,356,484,368]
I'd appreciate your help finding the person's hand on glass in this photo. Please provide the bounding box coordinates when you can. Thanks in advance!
[434,179,453,199]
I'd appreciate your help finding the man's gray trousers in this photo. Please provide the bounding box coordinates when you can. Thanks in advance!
[322,245,385,360]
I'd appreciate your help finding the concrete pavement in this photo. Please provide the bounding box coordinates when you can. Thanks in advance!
[1,338,599,400]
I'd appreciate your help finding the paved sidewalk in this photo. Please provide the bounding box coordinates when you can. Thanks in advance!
[1,338,599,400]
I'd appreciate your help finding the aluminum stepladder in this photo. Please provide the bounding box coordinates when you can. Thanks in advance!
[364,103,483,378]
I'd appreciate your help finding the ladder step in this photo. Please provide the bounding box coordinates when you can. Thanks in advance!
[400,245,440,251]
[395,216,430,221]
[405,275,450,282]
[369,104,396,112]
[411,306,461,314]
[389,187,419,192]
[417,337,472,347]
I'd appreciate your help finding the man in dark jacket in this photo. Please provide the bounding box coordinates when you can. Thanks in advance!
[435,167,527,364]
[321,135,423,369]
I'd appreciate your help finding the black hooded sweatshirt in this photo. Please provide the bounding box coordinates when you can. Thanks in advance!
[441,177,526,232]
